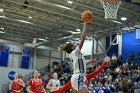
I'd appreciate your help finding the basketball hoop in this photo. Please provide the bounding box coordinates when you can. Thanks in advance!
[99,0,121,20]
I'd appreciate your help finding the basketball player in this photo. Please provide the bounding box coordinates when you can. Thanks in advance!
[58,22,97,93]
[46,73,61,92]
[50,57,110,93]
[26,70,46,93]
[66,22,88,93]
[9,73,25,93]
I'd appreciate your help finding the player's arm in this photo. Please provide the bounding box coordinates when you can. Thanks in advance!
[26,80,34,93]
[41,86,46,93]
[86,56,110,80]
[26,86,34,93]
[50,80,71,93]
[46,79,56,90]
[79,22,87,50]
[18,79,25,87]
[41,80,46,93]
[86,59,97,67]
[9,81,12,90]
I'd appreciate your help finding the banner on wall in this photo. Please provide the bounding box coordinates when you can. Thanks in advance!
[122,30,140,62]
[21,49,30,69]
[136,29,140,39]
[0,46,10,67]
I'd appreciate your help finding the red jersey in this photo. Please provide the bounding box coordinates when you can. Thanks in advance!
[12,79,22,93]
[28,79,44,93]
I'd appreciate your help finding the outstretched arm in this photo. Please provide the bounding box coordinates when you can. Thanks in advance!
[86,62,107,80]
[86,56,110,80]
[86,59,97,67]
[50,80,71,93]
[79,22,87,50]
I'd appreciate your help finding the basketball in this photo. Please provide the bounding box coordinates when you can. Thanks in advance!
[81,11,93,23]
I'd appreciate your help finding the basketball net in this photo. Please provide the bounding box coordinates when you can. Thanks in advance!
[100,0,121,20]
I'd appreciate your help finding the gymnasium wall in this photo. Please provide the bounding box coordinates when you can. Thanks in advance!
[0,67,33,93]
[93,37,106,61]
[81,40,93,56]
[94,37,106,54]
[0,43,62,69]
[0,44,28,68]
[36,49,62,69]
[122,29,140,62]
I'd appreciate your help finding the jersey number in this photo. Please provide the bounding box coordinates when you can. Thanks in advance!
[78,58,84,73]
[36,86,42,90]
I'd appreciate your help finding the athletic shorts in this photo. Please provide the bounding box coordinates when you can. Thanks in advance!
[71,73,87,91]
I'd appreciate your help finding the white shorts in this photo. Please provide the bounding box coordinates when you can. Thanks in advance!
[71,73,87,91]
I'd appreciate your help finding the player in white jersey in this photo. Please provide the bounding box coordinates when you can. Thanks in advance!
[46,73,60,92]
[58,22,91,93]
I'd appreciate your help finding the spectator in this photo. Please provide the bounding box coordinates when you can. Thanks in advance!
[118,55,123,67]
[129,51,135,64]
[111,53,117,62]
[53,64,61,77]
[138,51,140,65]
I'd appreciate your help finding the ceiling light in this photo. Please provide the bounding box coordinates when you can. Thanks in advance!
[66,41,70,44]
[46,37,47,39]
[0,31,5,33]
[67,1,73,4]
[112,20,122,24]
[0,15,5,18]
[28,16,32,19]
[68,31,80,34]
[0,8,3,12]
[38,38,47,41]
[18,20,32,24]
[76,29,81,32]
[0,27,4,30]
[121,17,127,21]
[54,4,71,10]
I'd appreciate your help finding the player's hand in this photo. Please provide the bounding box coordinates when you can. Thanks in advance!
[17,82,22,86]
[91,59,98,64]
[104,56,110,63]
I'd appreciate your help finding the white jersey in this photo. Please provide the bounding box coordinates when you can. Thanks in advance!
[69,46,86,74]
[52,79,60,89]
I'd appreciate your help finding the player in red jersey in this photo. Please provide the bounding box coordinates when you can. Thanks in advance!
[26,70,46,93]
[50,57,110,93]
[9,73,25,93]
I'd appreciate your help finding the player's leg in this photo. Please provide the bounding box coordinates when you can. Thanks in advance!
[72,88,79,93]
[79,87,88,93]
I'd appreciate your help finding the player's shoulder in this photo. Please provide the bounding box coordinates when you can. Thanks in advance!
[28,79,34,83]
[48,79,53,83]
[18,79,22,81]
